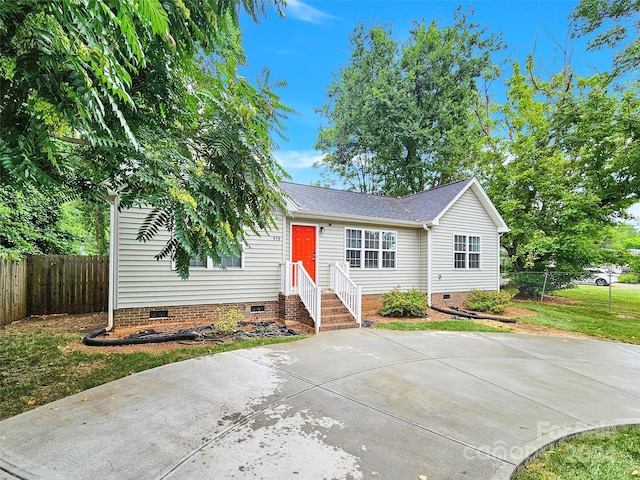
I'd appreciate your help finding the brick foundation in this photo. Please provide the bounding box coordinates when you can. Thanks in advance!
[113,290,482,330]
[430,291,473,310]
[278,293,314,330]
[361,294,384,316]
[114,301,279,328]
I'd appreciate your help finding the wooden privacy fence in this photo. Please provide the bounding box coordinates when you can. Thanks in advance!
[0,255,109,325]
[0,256,27,326]
[28,255,109,316]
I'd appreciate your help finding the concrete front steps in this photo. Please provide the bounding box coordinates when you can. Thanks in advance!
[320,291,359,331]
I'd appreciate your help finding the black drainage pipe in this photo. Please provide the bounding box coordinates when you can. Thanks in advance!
[430,306,516,324]
[83,328,198,346]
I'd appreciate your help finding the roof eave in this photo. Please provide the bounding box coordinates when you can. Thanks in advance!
[288,210,421,228]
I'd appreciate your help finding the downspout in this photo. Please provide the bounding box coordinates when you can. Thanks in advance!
[423,224,433,307]
[107,191,119,331]
[497,232,504,292]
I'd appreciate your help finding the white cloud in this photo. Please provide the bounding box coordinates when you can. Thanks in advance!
[275,149,325,169]
[284,0,336,24]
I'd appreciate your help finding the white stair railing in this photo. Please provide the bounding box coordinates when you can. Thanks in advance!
[330,262,362,327]
[282,261,321,333]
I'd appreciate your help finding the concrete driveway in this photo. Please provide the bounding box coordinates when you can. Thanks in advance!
[1,330,639,480]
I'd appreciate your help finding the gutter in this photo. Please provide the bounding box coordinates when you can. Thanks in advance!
[289,210,422,228]
[423,224,433,307]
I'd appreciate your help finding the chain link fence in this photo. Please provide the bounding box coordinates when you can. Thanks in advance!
[500,270,638,313]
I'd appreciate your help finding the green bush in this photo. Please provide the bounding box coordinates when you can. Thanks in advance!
[379,288,427,317]
[465,289,514,314]
[214,306,243,334]
[618,273,639,284]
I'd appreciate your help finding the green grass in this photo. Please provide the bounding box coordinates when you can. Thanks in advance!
[512,425,640,480]
[0,332,304,420]
[515,285,640,344]
[374,320,507,332]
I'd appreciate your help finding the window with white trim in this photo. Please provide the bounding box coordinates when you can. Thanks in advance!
[186,252,243,269]
[346,228,396,269]
[454,235,480,269]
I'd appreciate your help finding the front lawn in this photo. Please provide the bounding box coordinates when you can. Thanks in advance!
[514,285,640,344]
[0,331,303,420]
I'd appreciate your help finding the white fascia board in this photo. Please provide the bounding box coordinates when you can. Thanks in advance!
[283,196,300,213]
[288,210,422,228]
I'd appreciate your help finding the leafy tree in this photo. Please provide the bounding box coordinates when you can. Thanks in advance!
[315,10,503,195]
[314,24,399,194]
[475,58,640,294]
[604,224,640,250]
[59,199,110,255]
[572,0,640,74]
[0,184,75,256]
[0,0,290,277]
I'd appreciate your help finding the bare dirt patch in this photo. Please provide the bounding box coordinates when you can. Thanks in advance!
[364,304,601,340]
[2,313,312,354]
[1,312,106,335]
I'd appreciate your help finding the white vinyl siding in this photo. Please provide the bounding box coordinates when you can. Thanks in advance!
[116,206,283,308]
[288,219,419,294]
[431,189,500,293]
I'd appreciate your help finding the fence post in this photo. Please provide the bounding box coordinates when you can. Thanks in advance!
[540,270,549,301]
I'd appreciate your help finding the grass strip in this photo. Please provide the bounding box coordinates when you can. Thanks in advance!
[374,320,507,332]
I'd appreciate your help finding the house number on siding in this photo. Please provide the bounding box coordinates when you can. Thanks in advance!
[272,236,282,241]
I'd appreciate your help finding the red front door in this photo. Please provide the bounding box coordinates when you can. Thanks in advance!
[292,225,317,282]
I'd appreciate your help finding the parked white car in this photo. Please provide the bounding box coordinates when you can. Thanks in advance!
[582,268,619,286]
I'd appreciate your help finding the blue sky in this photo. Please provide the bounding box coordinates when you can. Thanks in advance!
[238,0,639,223]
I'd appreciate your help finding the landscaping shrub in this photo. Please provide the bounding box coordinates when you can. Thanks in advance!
[618,273,639,284]
[465,289,514,314]
[379,288,427,317]
[214,306,243,334]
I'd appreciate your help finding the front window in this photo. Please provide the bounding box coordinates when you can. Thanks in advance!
[189,256,208,268]
[454,235,480,269]
[218,253,242,268]
[346,229,362,268]
[186,251,243,270]
[346,228,396,269]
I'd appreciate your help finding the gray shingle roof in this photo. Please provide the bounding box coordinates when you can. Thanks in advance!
[280,178,473,224]
[280,182,415,222]
[400,178,473,223]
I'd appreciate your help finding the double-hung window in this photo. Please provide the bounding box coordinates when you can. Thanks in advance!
[453,235,480,269]
[346,228,396,269]
[187,251,243,270]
